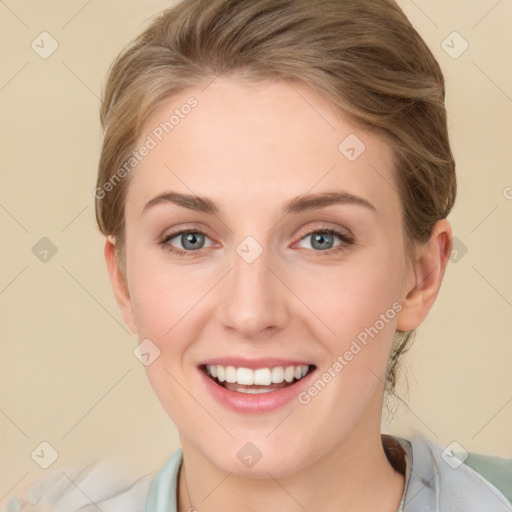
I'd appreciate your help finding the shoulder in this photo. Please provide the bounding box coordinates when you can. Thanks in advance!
[1,459,153,512]
[453,444,512,504]
[398,433,512,511]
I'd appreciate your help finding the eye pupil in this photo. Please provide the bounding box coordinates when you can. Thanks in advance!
[182,233,204,250]
[311,232,334,250]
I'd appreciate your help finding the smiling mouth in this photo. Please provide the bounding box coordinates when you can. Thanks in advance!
[201,364,316,394]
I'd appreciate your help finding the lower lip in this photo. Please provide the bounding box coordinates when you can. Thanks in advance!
[199,367,315,414]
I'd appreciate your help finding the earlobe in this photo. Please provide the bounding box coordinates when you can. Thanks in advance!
[104,237,137,334]
[396,219,453,332]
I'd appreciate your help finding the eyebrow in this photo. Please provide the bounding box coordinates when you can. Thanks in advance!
[142,190,376,216]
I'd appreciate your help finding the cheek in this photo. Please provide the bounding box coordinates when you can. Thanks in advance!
[127,258,209,425]
[295,269,400,431]
[127,252,209,339]
[293,257,403,339]
[291,250,404,397]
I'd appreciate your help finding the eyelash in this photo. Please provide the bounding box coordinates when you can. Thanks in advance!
[159,226,355,258]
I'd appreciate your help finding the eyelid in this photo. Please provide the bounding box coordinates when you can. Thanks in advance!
[160,222,214,241]
[293,222,354,243]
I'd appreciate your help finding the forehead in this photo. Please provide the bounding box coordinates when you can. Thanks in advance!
[127,77,398,217]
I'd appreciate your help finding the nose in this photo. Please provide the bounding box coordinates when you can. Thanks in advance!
[217,244,290,340]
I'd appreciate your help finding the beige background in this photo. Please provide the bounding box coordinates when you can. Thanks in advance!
[1,0,511,499]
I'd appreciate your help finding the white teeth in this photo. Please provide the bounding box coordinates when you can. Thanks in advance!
[225,366,237,383]
[205,364,311,387]
[233,386,275,394]
[253,368,272,385]
[237,367,253,385]
[284,366,295,382]
[271,366,285,383]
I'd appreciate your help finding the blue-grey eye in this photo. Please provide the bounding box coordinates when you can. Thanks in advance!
[309,232,336,250]
[161,229,215,255]
[179,232,205,250]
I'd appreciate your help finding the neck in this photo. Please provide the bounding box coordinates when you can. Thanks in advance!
[177,396,404,512]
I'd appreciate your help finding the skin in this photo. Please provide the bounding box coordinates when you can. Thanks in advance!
[105,77,452,512]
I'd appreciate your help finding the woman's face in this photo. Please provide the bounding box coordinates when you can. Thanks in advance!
[115,77,417,476]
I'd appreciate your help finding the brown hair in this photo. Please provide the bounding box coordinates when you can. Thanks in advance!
[95,0,456,396]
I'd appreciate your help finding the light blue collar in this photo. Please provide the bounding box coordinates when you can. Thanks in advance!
[397,434,511,511]
[145,447,183,512]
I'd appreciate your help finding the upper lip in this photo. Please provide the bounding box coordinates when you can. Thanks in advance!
[199,357,314,369]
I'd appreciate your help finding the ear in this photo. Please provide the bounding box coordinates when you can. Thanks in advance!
[396,219,452,331]
[104,237,137,334]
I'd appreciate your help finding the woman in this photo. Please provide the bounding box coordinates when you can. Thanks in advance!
[4,0,511,510]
